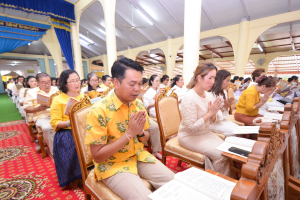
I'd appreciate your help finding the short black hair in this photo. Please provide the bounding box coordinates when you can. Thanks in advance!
[111,57,144,82]
[102,75,111,82]
[238,77,244,81]
[149,75,158,86]
[36,73,50,82]
[59,69,79,93]
[17,75,24,80]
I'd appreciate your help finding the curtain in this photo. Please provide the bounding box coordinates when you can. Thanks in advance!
[0,38,30,54]
[54,28,74,70]
[0,0,75,22]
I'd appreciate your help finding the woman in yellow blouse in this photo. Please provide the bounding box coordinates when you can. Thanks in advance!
[50,69,84,188]
[234,76,276,125]
[100,75,112,91]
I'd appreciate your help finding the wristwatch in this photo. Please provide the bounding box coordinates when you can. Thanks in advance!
[137,130,145,137]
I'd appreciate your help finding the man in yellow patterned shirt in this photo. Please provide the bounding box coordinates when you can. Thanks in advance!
[85,58,174,200]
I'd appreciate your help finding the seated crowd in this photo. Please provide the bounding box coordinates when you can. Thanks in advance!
[7,57,298,199]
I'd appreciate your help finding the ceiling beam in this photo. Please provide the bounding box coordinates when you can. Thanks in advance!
[81,51,89,59]
[157,0,183,29]
[115,7,156,43]
[82,49,96,58]
[136,57,156,65]
[239,0,250,20]
[88,8,143,47]
[155,53,165,58]
[81,15,128,49]
[256,39,267,54]
[198,53,206,60]
[127,0,169,38]
[143,55,165,64]
[80,43,101,56]
[226,41,233,48]
[202,45,223,58]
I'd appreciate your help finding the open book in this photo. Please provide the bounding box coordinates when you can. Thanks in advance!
[148,167,236,200]
[268,106,284,112]
[37,93,50,106]
[216,137,256,159]
[264,112,283,120]
[16,84,23,90]
[233,126,260,134]
[64,97,79,116]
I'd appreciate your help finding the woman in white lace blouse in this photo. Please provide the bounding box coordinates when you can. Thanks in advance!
[208,69,238,136]
[143,75,160,118]
[178,63,232,177]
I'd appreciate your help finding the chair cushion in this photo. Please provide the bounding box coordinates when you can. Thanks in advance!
[74,105,93,166]
[158,97,181,138]
[165,136,205,164]
[226,115,245,126]
[85,169,154,200]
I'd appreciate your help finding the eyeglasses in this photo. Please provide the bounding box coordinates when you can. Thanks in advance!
[39,81,51,86]
[90,80,99,83]
[67,79,81,85]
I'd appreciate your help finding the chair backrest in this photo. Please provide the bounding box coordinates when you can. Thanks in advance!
[155,90,181,148]
[70,95,93,182]
[227,87,236,112]
[50,91,61,106]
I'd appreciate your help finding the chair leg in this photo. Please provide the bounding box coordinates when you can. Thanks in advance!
[162,153,166,165]
[85,193,92,200]
[72,179,79,189]
[177,160,182,166]
[37,131,46,159]
[27,124,35,143]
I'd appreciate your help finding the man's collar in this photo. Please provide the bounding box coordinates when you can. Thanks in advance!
[111,91,137,110]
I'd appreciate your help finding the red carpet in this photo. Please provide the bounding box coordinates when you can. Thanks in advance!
[0,121,189,199]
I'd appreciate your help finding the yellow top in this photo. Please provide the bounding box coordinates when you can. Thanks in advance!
[236,85,261,116]
[50,92,84,132]
[99,84,109,91]
[85,91,156,180]
[23,86,59,122]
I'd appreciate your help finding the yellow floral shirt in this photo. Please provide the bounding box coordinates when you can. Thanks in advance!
[85,91,156,180]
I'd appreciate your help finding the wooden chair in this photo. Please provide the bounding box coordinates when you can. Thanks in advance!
[26,113,37,143]
[226,87,245,126]
[36,91,61,159]
[155,89,206,168]
[69,95,154,200]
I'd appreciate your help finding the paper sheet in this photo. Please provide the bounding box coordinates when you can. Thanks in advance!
[225,136,256,149]
[233,126,260,134]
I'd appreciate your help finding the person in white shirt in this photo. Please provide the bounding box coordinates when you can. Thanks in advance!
[81,72,105,94]
[158,75,169,90]
[18,76,38,117]
[143,75,161,118]
[208,69,239,136]
[143,75,163,159]
[12,76,25,97]
[171,75,188,109]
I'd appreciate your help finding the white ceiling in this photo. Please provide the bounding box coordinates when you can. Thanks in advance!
[1,0,300,60]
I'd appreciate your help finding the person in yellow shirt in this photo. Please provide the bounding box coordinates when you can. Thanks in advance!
[85,58,174,200]
[99,74,112,91]
[234,76,276,125]
[50,69,84,189]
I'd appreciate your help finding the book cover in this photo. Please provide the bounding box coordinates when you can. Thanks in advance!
[36,93,50,106]
[64,97,79,116]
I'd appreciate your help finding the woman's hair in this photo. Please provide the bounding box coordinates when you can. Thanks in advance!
[87,72,99,91]
[25,76,36,88]
[208,69,231,99]
[244,77,251,83]
[171,75,182,88]
[288,77,293,83]
[161,75,169,83]
[149,75,158,86]
[102,75,111,82]
[59,69,79,93]
[187,62,218,89]
[238,77,244,81]
[251,68,265,81]
[256,76,276,87]
[142,77,148,85]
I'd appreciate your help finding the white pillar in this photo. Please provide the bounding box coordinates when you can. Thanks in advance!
[71,11,84,79]
[99,0,117,75]
[44,55,51,76]
[183,0,202,84]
